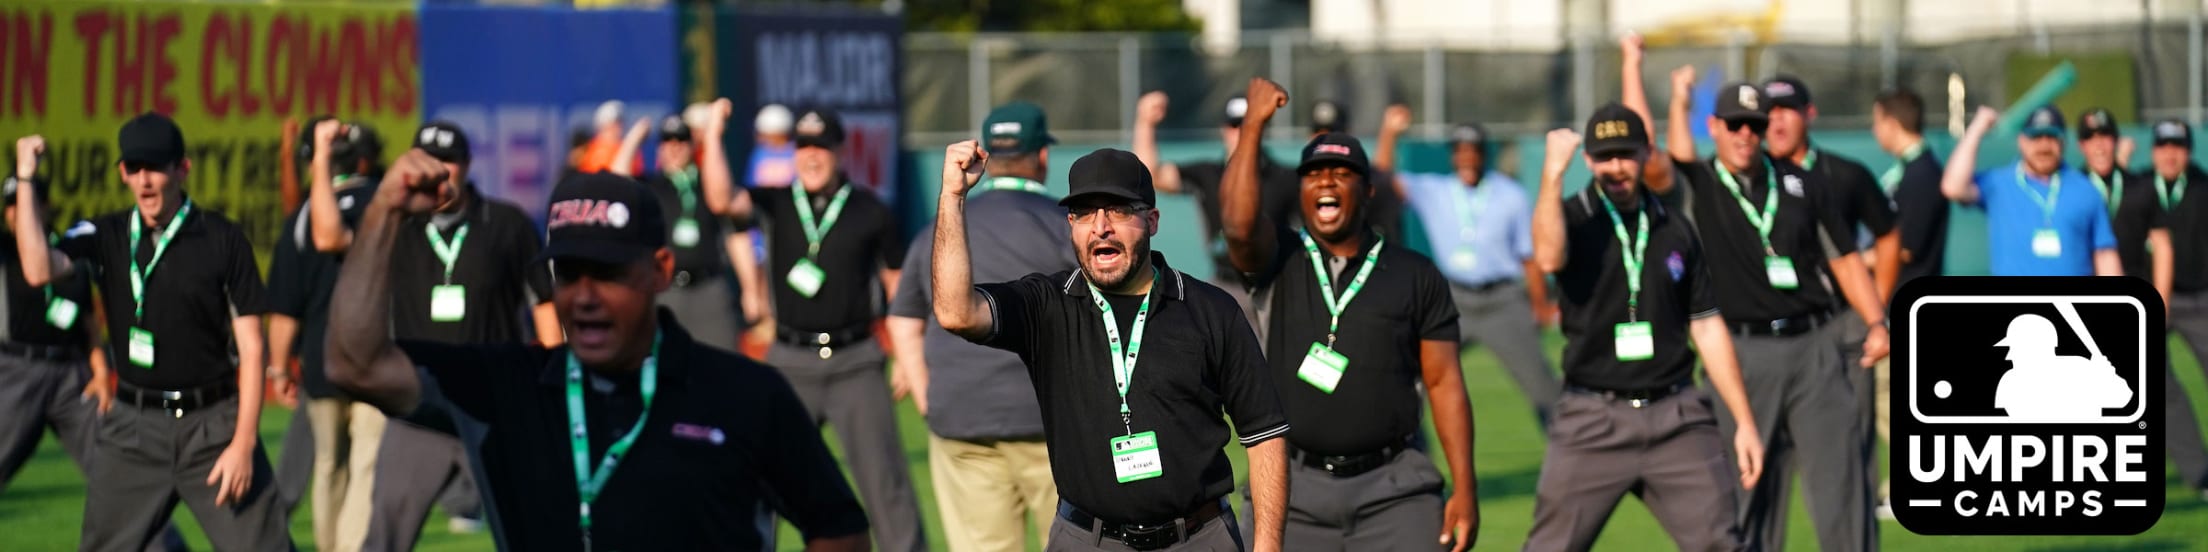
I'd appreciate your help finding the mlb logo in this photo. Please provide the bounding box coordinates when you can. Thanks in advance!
[1891,277,2165,535]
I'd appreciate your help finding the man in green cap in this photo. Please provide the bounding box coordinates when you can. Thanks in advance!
[889,101,1073,551]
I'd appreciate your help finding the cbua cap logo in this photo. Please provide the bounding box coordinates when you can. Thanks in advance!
[1313,144,1352,156]
[547,199,631,231]
[1891,277,2165,535]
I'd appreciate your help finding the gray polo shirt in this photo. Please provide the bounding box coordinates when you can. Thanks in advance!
[890,181,1077,441]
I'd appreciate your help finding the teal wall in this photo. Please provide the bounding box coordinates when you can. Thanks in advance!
[899,127,2187,281]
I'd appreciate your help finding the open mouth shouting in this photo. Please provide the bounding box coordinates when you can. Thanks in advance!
[1312,194,1343,226]
[1088,239,1129,273]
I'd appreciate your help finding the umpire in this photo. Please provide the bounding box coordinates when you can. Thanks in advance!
[17,115,292,551]
[1221,79,1480,550]
[1524,102,1764,552]
[2140,119,2208,500]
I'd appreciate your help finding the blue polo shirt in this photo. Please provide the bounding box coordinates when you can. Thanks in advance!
[1974,161,2114,276]
[1401,171,1533,286]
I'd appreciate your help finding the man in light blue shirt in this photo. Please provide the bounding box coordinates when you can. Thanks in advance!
[1385,121,1561,427]
[1941,105,2119,276]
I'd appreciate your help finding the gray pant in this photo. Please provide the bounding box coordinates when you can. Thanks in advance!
[0,354,190,552]
[362,420,480,551]
[661,273,742,354]
[1715,323,1874,552]
[1452,282,1560,428]
[81,395,293,552]
[767,339,926,552]
[1527,388,1742,552]
[1834,310,1882,501]
[1284,446,1444,551]
[2166,292,2208,490]
[275,404,312,513]
[1047,501,1244,551]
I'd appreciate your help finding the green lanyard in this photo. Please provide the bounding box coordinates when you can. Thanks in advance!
[669,166,699,219]
[566,333,661,548]
[791,184,853,257]
[2158,174,2188,211]
[1712,159,1782,255]
[425,223,470,285]
[1295,230,1384,347]
[1087,266,1156,435]
[2090,171,2123,215]
[2012,164,2062,227]
[1800,149,1820,170]
[981,177,1048,194]
[127,200,193,321]
[1880,142,1925,194]
[1452,184,1485,240]
[1597,191,1651,321]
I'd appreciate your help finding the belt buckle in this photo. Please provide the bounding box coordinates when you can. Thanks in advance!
[1622,390,1653,408]
[1115,523,1174,550]
[673,271,693,287]
[1769,319,1787,332]
[815,333,834,359]
[1628,398,1648,408]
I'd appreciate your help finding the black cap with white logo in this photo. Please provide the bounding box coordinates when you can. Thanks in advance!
[2077,108,2118,140]
[793,108,845,149]
[659,115,692,143]
[2153,118,2193,148]
[538,172,667,264]
[1763,75,1811,111]
[412,121,472,164]
[1714,81,1770,122]
[1450,123,1489,148]
[1297,132,1370,175]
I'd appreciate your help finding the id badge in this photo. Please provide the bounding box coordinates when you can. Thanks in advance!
[1110,431,1165,483]
[672,218,701,247]
[1765,256,1798,290]
[430,285,467,322]
[786,258,827,298]
[46,297,78,329]
[1614,322,1654,361]
[2032,229,2062,258]
[127,327,155,369]
[1449,250,1477,271]
[1296,342,1350,394]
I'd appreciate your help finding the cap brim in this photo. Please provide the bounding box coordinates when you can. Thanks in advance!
[118,152,180,166]
[536,239,656,265]
[2022,128,2065,138]
[2155,138,2193,147]
[1058,190,1148,207]
[794,136,840,149]
[1586,141,1648,157]
[1296,156,1368,175]
[1717,112,1770,123]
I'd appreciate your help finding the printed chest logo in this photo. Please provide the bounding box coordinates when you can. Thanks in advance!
[1891,277,2165,535]
[1666,251,1685,282]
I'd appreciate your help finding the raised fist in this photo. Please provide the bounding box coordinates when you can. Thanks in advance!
[15,135,44,179]
[1619,33,1645,60]
[378,149,454,215]
[1242,78,1289,124]
[941,140,988,197]
[1670,65,1697,97]
[1136,92,1169,127]
[313,119,343,150]
[1968,106,2001,135]
[1381,104,1413,137]
[1544,129,1583,174]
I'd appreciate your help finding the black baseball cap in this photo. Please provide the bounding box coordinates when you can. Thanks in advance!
[2021,105,2066,138]
[982,101,1055,154]
[1310,100,1348,134]
[1059,149,1156,207]
[1449,123,1489,148]
[2077,108,2119,140]
[119,113,186,166]
[412,121,472,164]
[1584,102,1651,157]
[344,123,383,167]
[2153,118,2193,148]
[1223,96,1250,128]
[792,108,845,149]
[538,172,667,265]
[1713,81,1770,122]
[1763,75,1811,111]
[1297,133,1370,175]
[659,115,692,143]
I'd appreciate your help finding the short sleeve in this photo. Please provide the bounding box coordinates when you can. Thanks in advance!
[338,185,377,229]
[2090,190,2118,251]
[1847,165,1899,235]
[1238,224,1299,293]
[755,367,872,541]
[972,273,1056,356]
[887,230,932,319]
[55,219,101,269]
[1509,187,1536,260]
[1802,170,1860,258]
[1897,158,1949,259]
[1412,261,1459,341]
[1680,229,1719,318]
[1971,170,2004,205]
[267,223,308,318]
[1215,302,1289,446]
[874,208,905,271]
[224,225,270,316]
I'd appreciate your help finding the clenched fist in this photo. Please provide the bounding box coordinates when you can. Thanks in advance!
[377,149,455,215]
[1381,104,1413,137]
[941,140,988,197]
[1670,65,1697,98]
[1136,91,1169,127]
[1544,129,1583,175]
[1242,78,1289,126]
[15,135,44,180]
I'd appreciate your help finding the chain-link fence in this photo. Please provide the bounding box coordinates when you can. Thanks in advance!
[905,19,2208,146]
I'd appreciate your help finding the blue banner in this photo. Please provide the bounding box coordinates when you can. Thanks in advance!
[717,8,904,207]
[419,5,679,216]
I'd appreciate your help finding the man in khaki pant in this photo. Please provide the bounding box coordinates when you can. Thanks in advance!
[888,102,1070,550]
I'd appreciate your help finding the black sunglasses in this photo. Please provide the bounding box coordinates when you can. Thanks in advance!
[1723,119,1768,135]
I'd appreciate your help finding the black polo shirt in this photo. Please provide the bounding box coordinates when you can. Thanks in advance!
[642,167,731,279]
[1245,224,1456,455]
[2159,164,2208,292]
[747,181,901,333]
[387,186,553,345]
[1662,154,1855,323]
[56,203,268,389]
[973,253,1288,524]
[396,310,869,551]
[889,185,1075,441]
[1555,186,1717,390]
[269,184,377,399]
[2103,169,2164,279]
[1891,149,1949,288]
[1179,158,1302,277]
[0,230,94,348]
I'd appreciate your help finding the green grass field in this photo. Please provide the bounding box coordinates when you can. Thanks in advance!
[4,330,2205,551]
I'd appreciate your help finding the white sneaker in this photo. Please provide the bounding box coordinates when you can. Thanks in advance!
[448,516,485,534]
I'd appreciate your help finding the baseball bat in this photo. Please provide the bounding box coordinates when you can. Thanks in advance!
[2052,302,2103,361]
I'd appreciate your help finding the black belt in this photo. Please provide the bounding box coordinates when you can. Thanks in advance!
[776,324,874,359]
[1288,437,1412,478]
[1454,279,1515,293]
[1565,381,1693,408]
[1729,310,1835,337]
[117,381,238,416]
[1057,499,1226,551]
[0,341,84,362]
